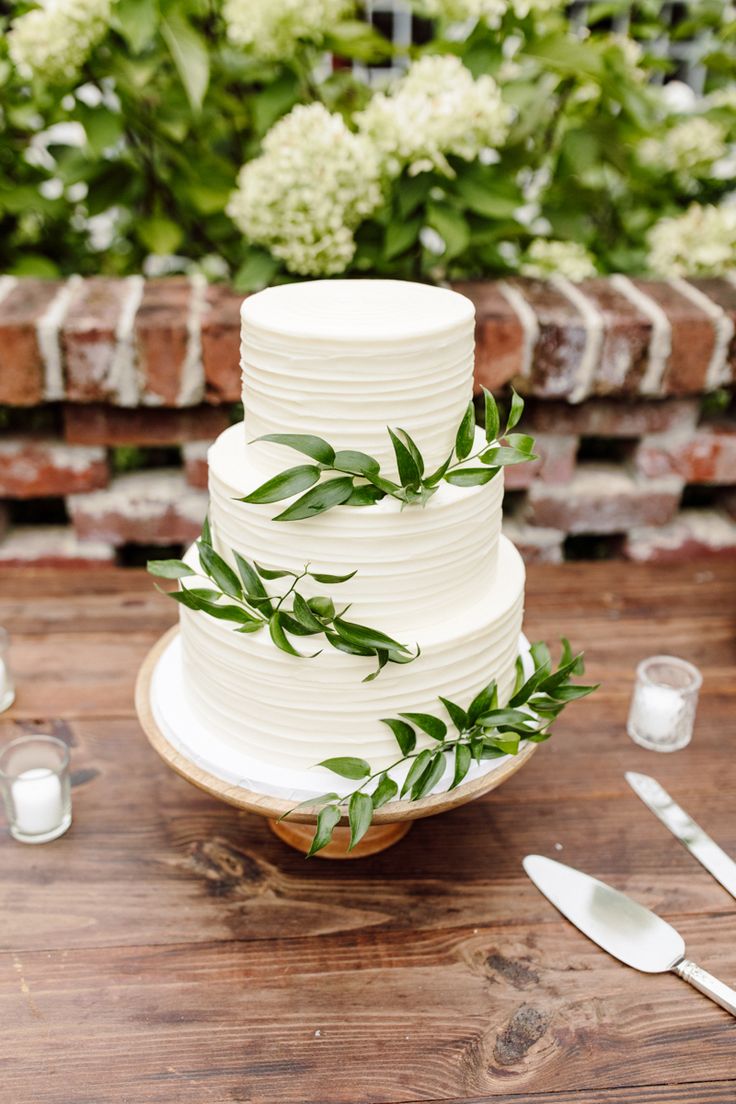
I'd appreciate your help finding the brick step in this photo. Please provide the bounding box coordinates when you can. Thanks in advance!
[634,423,736,484]
[0,438,108,498]
[182,441,209,489]
[62,403,230,446]
[521,396,699,437]
[0,526,115,566]
[624,509,736,562]
[503,433,577,491]
[525,462,684,534]
[1,274,735,406]
[67,470,207,547]
[502,510,564,564]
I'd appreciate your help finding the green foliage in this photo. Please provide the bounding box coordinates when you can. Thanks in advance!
[287,638,598,855]
[2,2,734,278]
[243,390,535,521]
[147,519,418,680]
[1,0,289,276]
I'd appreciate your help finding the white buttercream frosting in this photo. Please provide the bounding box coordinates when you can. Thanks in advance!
[177,277,528,782]
[179,536,525,772]
[241,279,475,477]
[208,424,504,632]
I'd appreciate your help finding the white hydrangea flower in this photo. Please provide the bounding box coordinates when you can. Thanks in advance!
[510,0,563,15]
[8,0,113,86]
[227,103,382,277]
[659,80,698,115]
[355,55,511,178]
[223,0,353,59]
[609,33,645,79]
[639,117,727,176]
[704,87,736,112]
[647,202,736,277]
[521,239,597,281]
[412,0,508,28]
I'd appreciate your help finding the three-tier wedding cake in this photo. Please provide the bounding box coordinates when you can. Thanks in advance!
[175,279,526,777]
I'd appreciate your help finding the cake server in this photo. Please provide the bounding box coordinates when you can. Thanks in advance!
[523,855,736,1016]
[626,771,736,900]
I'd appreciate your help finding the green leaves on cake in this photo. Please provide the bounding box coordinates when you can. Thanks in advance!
[239,389,535,521]
[283,640,597,856]
[147,523,418,681]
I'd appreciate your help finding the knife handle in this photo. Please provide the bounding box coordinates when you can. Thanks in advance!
[673,958,736,1016]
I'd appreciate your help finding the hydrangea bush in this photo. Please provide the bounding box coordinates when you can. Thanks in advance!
[354,55,512,178]
[227,102,382,275]
[1,0,734,286]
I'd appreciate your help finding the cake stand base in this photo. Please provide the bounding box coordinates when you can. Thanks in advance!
[269,817,412,858]
[135,626,538,860]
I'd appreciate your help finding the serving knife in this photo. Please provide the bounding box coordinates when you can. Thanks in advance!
[524,855,736,1016]
[626,772,736,901]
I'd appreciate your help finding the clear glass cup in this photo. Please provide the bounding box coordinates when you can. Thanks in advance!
[0,628,15,714]
[0,735,72,843]
[627,655,702,753]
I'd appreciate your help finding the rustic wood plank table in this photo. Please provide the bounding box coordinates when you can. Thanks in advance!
[1,562,735,1104]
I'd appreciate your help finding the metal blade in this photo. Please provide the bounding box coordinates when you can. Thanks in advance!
[523,855,684,973]
[626,772,736,901]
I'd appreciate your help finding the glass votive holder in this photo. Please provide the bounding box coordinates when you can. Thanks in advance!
[0,735,72,844]
[627,655,702,753]
[0,628,16,714]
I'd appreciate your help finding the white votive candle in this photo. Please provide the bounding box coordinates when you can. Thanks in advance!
[627,655,702,753]
[12,768,64,836]
[632,683,683,741]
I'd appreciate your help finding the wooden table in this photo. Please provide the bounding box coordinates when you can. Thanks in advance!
[1,562,735,1104]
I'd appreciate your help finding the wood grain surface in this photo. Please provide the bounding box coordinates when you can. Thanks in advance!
[1,561,734,1104]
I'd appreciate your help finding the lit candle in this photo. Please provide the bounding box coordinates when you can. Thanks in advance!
[630,683,683,743]
[628,655,702,753]
[12,768,64,836]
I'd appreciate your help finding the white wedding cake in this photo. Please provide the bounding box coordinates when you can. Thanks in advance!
[177,279,525,777]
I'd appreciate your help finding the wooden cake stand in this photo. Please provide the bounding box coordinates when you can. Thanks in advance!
[135,626,538,859]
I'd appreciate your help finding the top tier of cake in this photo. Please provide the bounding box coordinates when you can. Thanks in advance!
[241,279,475,477]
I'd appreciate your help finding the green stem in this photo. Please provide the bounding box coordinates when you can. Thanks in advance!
[275,567,310,612]
[444,441,499,473]
[290,53,322,104]
[329,741,463,811]
[307,706,556,815]
[328,463,408,505]
[299,733,482,818]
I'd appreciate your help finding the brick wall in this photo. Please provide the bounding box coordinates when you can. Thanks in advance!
[0,274,735,567]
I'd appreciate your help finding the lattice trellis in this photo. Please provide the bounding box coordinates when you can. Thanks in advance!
[351,1,721,92]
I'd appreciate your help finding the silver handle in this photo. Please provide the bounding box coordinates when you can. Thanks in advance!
[673,958,736,1016]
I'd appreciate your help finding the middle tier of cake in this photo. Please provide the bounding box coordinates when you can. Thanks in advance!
[179,535,525,774]
[208,423,504,633]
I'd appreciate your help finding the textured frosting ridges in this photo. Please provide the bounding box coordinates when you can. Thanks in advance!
[180,536,525,772]
[208,424,504,632]
[241,279,475,476]
[179,278,528,782]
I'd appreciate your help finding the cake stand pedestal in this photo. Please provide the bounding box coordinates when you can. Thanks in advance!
[135,626,538,859]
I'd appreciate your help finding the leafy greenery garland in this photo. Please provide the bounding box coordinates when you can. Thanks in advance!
[283,640,597,856]
[239,388,536,521]
[147,517,418,681]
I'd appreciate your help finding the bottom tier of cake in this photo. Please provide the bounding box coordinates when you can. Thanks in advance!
[178,536,525,773]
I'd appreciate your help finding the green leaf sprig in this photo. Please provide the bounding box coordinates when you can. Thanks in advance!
[284,639,597,855]
[148,520,418,681]
[239,389,536,522]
